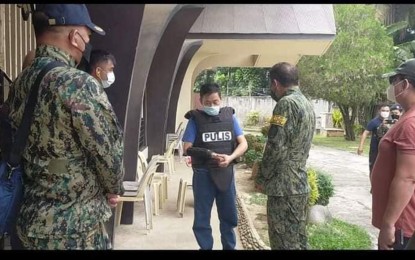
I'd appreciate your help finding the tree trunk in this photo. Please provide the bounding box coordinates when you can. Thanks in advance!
[357,103,376,129]
[338,104,357,141]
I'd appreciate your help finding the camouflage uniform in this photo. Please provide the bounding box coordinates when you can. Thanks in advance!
[6,45,124,250]
[256,86,315,250]
[376,122,392,141]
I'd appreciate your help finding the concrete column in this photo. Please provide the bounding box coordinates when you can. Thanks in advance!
[145,5,204,158]
[119,4,179,224]
[166,40,202,134]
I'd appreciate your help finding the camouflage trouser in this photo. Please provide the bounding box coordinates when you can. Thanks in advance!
[267,194,309,250]
[17,222,110,250]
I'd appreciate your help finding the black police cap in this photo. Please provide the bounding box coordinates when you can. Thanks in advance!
[383,58,415,82]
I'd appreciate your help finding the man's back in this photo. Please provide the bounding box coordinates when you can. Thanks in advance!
[261,87,315,196]
[7,45,124,238]
[280,89,316,155]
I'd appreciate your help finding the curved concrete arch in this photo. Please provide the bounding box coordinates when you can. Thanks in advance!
[120,4,181,224]
[167,40,203,133]
[176,53,261,120]
[145,5,204,158]
[123,4,179,183]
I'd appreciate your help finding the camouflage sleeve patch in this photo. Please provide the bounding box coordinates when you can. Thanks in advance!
[270,114,287,127]
[67,76,124,194]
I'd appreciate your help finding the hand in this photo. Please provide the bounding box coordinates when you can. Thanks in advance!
[214,154,232,167]
[106,193,120,208]
[211,152,224,161]
[378,225,395,250]
[185,156,192,167]
[357,147,363,155]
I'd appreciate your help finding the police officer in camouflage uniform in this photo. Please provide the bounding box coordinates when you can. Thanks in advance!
[5,4,124,249]
[255,62,316,250]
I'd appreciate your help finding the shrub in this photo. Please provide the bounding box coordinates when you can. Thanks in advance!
[261,124,270,137]
[245,134,257,150]
[353,124,365,137]
[256,134,267,144]
[307,168,320,206]
[315,171,334,206]
[244,149,263,168]
[252,142,265,153]
[332,109,343,128]
[245,111,260,126]
[245,134,266,151]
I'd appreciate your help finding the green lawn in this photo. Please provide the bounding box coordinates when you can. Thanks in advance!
[312,135,369,156]
[245,129,371,156]
[307,218,372,250]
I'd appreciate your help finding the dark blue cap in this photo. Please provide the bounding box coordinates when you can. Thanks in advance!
[35,4,105,35]
[390,104,402,111]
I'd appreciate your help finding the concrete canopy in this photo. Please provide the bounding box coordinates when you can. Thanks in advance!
[187,4,336,67]
[176,4,336,130]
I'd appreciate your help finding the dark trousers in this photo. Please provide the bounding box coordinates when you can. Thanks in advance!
[10,219,24,249]
[192,167,238,250]
[369,150,377,177]
[393,229,411,250]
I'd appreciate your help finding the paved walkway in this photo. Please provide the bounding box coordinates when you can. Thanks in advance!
[307,145,379,248]
[2,145,378,250]
[114,145,379,249]
[113,159,242,250]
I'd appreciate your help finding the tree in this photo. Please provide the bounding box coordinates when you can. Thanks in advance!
[193,69,216,92]
[384,21,414,64]
[298,4,395,141]
[194,67,269,96]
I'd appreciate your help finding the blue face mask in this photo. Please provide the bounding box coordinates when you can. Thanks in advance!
[203,105,220,116]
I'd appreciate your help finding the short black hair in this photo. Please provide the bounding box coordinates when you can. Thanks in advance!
[377,103,389,110]
[86,49,116,74]
[199,83,221,99]
[269,62,299,87]
[390,74,415,88]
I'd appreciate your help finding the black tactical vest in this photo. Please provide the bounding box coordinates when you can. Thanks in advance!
[185,107,236,165]
[185,107,236,191]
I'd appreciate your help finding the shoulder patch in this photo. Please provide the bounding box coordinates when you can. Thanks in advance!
[270,114,287,127]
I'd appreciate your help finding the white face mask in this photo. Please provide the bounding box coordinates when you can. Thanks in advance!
[102,72,115,89]
[386,79,406,103]
[380,111,390,118]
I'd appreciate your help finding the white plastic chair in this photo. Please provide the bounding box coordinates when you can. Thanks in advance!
[176,178,192,217]
[138,151,167,213]
[165,122,184,158]
[115,157,160,231]
[153,139,178,177]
